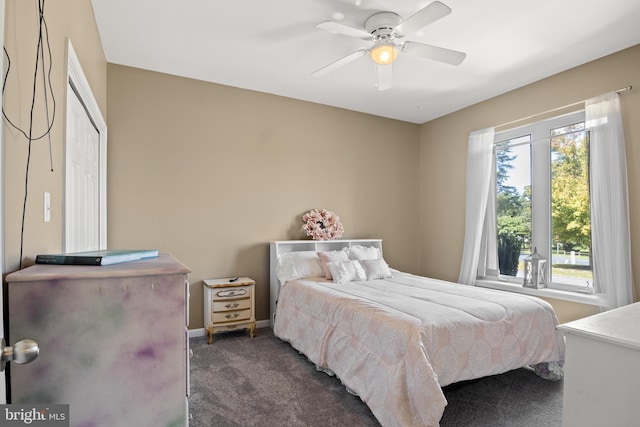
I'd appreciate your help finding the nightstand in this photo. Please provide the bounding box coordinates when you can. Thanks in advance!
[203,277,256,344]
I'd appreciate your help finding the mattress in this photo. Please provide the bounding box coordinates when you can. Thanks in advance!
[273,270,565,427]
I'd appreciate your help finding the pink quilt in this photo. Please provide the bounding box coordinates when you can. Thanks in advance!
[273,271,565,427]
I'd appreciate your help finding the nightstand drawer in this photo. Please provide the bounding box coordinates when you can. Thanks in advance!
[213,298,251,312]
[213,286,251,299]
[213,308,251,323]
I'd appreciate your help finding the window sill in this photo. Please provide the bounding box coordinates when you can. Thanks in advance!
[476,279,601,306]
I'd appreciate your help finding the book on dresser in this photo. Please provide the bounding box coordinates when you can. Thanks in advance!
[35,249,159,266]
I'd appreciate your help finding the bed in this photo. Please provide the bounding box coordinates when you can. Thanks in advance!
[269,239,565,427]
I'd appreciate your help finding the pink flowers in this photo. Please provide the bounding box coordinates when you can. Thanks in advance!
[302,209,344,240]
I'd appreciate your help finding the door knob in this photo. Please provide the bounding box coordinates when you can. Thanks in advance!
[0,338,39,372]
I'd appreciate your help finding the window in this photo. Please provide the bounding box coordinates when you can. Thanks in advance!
[463,92,631,309]
[493,110,593,292]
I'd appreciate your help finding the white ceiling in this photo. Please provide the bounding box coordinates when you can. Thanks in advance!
[91,0,640,124]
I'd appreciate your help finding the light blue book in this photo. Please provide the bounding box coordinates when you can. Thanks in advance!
[35,249,159,266]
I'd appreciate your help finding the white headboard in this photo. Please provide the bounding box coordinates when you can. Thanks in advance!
[269,239,383,327]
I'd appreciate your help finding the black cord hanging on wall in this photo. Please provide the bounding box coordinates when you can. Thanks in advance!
[2,0,56,269]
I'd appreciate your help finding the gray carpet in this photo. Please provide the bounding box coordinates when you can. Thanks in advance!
[189,328,563,426]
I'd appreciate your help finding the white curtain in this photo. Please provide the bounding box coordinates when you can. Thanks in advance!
[587,92,634,310]
[458,127,496,285]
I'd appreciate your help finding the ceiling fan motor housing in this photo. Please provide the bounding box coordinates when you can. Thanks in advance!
[365,12,402,40]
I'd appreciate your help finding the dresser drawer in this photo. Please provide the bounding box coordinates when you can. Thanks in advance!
[213,286,251,299]
[213,298,251,312]
[212,308,252,323]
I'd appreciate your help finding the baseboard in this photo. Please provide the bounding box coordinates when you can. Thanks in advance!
[188,320,270,338]
[189,328,206,338]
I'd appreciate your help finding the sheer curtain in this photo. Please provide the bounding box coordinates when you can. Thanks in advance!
[458,127,496,286]
[587,92,634,310]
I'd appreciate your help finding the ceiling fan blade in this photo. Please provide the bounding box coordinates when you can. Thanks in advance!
[376,63,392,91]
[403,41,466,66]
[394,1,451,37]
[312,49,368,77]
[316,21,372,39]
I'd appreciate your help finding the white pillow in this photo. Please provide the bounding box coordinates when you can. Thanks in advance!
[276,251,324,283]
[360,258,393,280]
[348,245,381,261]
[317,250,349,280]
[327,260,366,284]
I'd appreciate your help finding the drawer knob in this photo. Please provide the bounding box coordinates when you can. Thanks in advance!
[225,303,240,309]
[225,313,240,320]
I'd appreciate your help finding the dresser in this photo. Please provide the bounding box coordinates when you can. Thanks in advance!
[558,302,640,427]
[5,254,191,427]
[203,277,255,344]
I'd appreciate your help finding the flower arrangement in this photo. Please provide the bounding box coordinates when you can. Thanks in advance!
[302,209,344,240]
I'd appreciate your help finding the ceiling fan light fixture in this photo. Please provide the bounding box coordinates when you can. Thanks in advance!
[369,42,397,65]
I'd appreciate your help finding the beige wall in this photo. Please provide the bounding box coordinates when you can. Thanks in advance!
[3,0,107,271]
[106,64,421,328]
[419,44,640,322]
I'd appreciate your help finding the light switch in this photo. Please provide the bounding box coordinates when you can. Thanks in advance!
[44,192,51,222]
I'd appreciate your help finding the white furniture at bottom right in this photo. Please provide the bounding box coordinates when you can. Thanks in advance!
[558,301,640,427]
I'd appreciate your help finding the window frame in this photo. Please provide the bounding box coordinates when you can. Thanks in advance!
[490,110,592,293]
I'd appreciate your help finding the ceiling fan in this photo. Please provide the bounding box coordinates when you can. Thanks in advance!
[312,1,466,91]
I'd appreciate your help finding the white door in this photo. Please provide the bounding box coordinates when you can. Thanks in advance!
[65,83,100,252]
[64,40,107,253]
